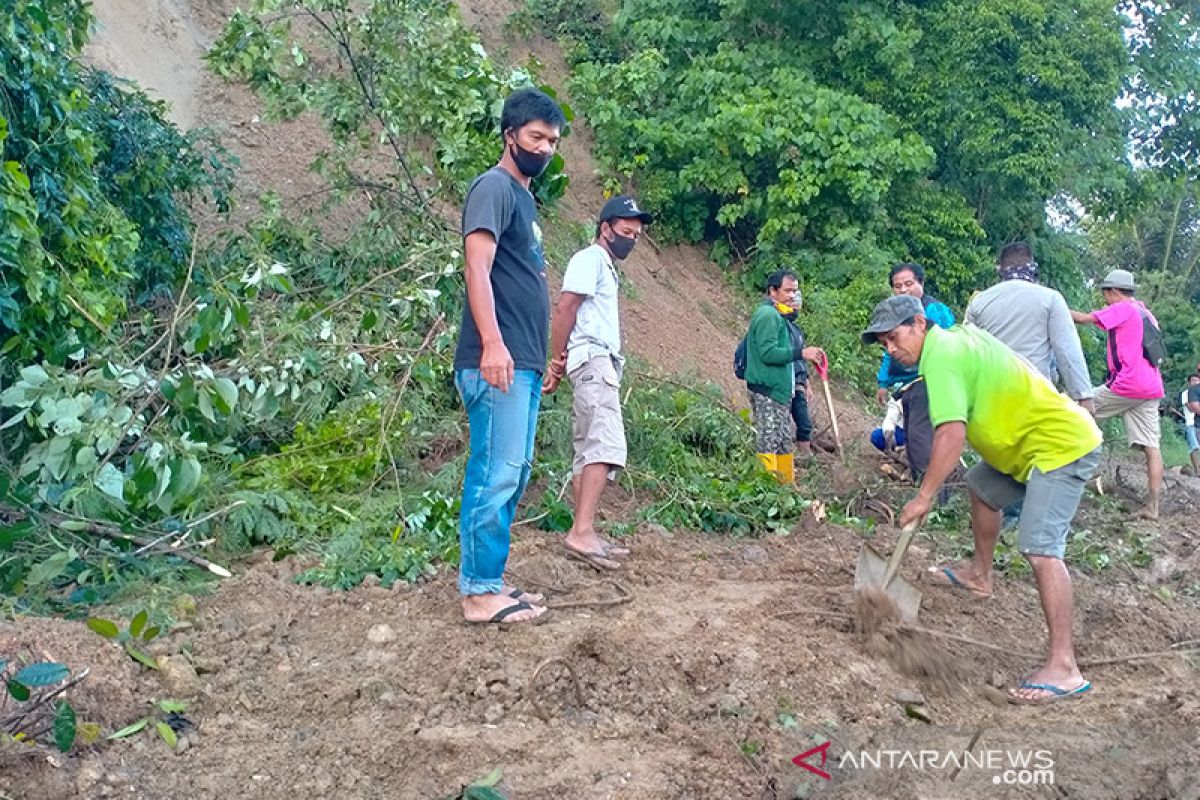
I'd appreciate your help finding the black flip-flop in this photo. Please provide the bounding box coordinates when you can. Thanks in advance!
[507,587,546,604]
[464,600,550,627]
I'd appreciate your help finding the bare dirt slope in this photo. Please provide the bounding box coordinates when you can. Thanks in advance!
[82,0,754,406]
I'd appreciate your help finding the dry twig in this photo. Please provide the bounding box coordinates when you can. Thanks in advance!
[548,580,634,611]
[527,657,585,722]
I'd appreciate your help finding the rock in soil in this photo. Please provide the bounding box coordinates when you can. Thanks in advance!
[367,624,397,644]
[157,655,202,697]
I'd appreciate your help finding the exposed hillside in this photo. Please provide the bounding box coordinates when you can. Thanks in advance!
[83,0,774,408]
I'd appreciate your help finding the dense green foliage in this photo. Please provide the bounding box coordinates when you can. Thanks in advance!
[0,0,810,615]
[525,0,1199,392]
[0,1,234,364]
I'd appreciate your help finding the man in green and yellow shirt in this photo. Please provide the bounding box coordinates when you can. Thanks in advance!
[862,295,1102,705]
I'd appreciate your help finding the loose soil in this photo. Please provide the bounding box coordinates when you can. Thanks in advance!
[4,491,1199,799]
[6,3,1194,799]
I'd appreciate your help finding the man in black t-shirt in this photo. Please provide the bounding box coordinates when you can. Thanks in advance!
[454,88,565,627]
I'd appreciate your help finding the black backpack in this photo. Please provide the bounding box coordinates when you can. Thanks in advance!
[1141,311,1167,369]
[1107,306,1167,374]
[733,336,748,380]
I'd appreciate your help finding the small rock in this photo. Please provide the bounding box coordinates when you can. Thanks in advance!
[989,671,1005,688]
[366,624,396,644]
[892,689,925,705]
[741,545,769,564]
[156,655,202,696]
[640,522,672,539]
[75,757,105,793]
[1164,765,1196,797]
[361,573,381,589]
[174,735,190,755]
[1148,555,1179,586]
[715,693,742,714]
[564,708,601,725]
[483,704,504,724]
[978,685,1008,707]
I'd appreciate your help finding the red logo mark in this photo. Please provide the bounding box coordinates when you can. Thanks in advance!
[792,741,832,781]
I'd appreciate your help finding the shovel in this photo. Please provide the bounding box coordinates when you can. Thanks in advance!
[811,353,843,457]
[854,520,922,622]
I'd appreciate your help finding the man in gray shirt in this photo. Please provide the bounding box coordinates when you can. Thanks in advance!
[965,242,1095,413]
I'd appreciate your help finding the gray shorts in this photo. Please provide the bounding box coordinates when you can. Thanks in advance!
[965,448,1101,559]
[569,355,627,476]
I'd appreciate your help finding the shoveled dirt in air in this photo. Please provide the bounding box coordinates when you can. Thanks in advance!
[5,485,1200,800]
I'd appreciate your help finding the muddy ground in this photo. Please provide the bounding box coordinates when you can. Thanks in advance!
[3,464,1199,800]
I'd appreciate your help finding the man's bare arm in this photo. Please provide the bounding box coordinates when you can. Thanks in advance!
[464,231,512,391]
[900,422,967,526]
[1070,309,1097,325]
[542,292,585,393]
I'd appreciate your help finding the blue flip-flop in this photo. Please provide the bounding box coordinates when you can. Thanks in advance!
[1007,679,1092,705]
[930,566,993,599]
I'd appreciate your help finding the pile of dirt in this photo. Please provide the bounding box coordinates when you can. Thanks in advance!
[0,617,150,732]
[2,517,1198,799]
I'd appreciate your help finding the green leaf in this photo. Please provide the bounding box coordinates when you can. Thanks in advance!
[462,788,507,800]
[124,642,159,670]
[94,462,125,500]
[86,617,120,639]
[142,625,161,642]
[53,701,77,752]
[197,389,216,422]
[168,456,201,499]
[212,377,238,415]
[14,662,69,687]
[19,364,49,387]
[129,610,147,639]
[76,721,101,745]
[25,548,76,586]
[7,679,30,701]
[158,699,188,713]
[471,767,504,787]
[107,718,149,739]
[155,720,178,749]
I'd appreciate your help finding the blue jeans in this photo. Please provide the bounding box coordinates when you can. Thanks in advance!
[455,368,541,596]
[1185,423,1199,453]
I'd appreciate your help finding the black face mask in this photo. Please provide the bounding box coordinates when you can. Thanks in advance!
[507,136,552,178]
[604,229,637,260]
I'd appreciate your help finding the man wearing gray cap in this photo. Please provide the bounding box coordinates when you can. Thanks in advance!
[543,195,653,569]
[1070,269,1165,519]
[864,294,1103,704]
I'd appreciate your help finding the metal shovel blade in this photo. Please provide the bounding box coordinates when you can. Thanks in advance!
[854,541,922,623]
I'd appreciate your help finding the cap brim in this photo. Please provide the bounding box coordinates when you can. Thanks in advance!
[604,211,654,224]
[861,329,885,345]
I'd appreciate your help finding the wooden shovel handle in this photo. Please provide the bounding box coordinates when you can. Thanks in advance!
[882,520,919,587]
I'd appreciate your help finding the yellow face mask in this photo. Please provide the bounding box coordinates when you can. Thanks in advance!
[774,302,796,315]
